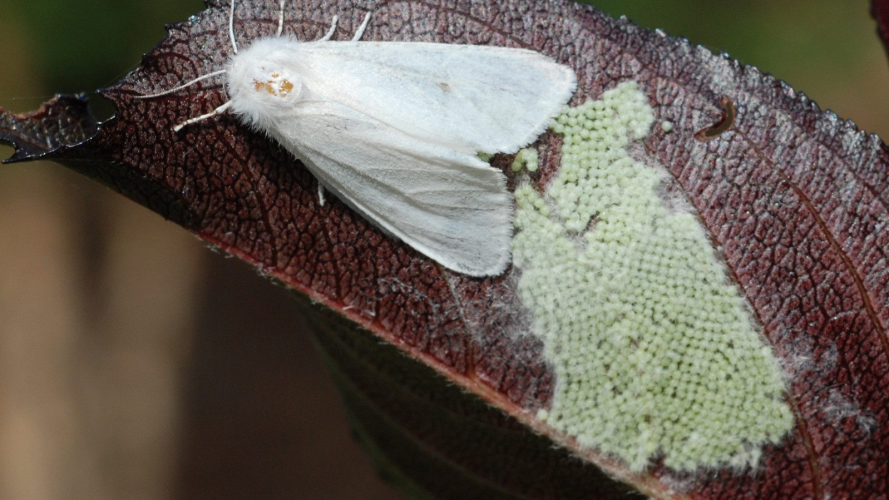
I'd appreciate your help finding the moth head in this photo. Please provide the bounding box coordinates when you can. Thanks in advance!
[227,38,304,127]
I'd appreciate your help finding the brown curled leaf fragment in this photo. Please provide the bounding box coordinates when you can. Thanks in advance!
[3,0,889,498]
[694,96,736,141]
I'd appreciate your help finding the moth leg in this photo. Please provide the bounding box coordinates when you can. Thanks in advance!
[352,12,371,41]
[317,182,326,207]
[173,101,232,132]
[320,15,339,41]
[276,0,287,36]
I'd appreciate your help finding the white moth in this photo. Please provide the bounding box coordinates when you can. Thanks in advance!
[138,0,577,277]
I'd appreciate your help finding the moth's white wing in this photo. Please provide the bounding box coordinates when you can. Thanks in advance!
[288,42,576,154]
[276,100,513,276]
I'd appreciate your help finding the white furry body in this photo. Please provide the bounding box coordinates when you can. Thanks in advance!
[144,5,577,277]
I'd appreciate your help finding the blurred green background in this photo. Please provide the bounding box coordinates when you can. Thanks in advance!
[0,1,886,499]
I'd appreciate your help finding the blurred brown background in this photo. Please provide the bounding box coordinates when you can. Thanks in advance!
[1,1,888,499]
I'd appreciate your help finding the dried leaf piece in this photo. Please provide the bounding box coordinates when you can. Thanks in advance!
[694,96,736,141]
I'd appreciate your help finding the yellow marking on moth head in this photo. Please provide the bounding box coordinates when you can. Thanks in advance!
[253,72,294,97]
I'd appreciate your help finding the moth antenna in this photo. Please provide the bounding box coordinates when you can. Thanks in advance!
[320,15,339,41]
[276,0,286,36]
[172,100,232,132]
[352,12,371,41]
[134,70,228,99]
[229,0,239,54]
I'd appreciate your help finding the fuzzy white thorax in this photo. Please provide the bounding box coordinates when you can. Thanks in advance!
[227,38,307,132]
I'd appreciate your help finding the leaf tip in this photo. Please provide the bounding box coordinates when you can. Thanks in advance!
[0,94,99,164]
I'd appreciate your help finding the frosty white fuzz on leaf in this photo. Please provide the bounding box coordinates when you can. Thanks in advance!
[136,0,577,277]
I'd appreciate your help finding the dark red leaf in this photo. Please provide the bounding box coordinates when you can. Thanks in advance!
[2,0,889,498]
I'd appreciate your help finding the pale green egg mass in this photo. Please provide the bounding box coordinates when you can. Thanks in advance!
[513,81,793,472]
